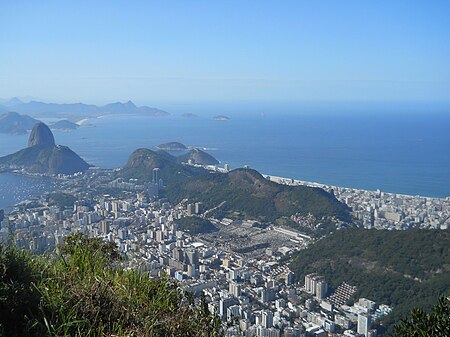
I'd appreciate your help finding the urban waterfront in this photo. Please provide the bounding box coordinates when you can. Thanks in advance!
[1,106,449,199]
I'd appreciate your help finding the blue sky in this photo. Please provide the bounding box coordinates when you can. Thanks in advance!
[1,0,449,105]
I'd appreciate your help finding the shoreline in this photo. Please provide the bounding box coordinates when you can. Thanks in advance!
[263,173,449,200]
[0,164,448,215]
[190,162,450,200]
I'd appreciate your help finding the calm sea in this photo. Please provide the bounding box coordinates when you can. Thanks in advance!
[0,173,56,211]
[0,101,449,209]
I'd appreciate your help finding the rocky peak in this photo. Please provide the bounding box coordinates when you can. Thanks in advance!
[28,122,55,147]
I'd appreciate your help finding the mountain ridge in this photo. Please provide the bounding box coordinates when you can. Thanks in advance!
[0,112,39,134]
[0,99,169,118]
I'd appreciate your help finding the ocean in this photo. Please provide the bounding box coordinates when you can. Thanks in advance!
[0,173,56,211]
[0,101,449,210]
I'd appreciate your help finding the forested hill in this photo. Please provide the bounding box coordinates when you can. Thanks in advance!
[120,149,351,224]
[289,229,450,335]
[165,168,351,222]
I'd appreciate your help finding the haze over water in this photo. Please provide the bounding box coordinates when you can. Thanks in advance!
[1,101,449,202]
[2,2,449,207]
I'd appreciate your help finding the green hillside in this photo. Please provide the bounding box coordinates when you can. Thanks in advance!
[289,229,450,335]
[119,148,351,224]
[176,217,218,234]
[176,148,219,165]
[165,168,351,223]
[120,148,202,182]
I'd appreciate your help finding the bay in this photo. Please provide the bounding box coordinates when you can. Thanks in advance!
[0,101,449,199]
[0,173,55,211]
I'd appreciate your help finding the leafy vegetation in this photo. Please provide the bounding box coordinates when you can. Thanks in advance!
[176,216,218,234]
[120,148,201,183]
[176,148,219,165]
[0,234,222,337]
[393,297,450,337]
[120,149,351,224]
[48,192,76,209]
[165,168,351,223]
[289,229,450,335]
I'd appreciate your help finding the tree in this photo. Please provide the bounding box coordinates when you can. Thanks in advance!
[394,297,450,337]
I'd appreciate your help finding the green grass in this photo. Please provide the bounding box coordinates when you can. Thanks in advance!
[0,234,222,337]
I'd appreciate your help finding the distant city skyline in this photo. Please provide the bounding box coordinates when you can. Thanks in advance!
[1,1,449,104]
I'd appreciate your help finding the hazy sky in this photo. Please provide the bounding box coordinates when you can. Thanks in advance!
[1,1,449,105]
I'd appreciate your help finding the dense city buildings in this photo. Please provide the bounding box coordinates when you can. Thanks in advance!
[0,164,444,336]
[266,175,450,231]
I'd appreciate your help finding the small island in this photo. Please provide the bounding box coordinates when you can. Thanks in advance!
[156,142,187,151]
[211,115,230,121]
[50,119,79,131]
[181,113,198,118]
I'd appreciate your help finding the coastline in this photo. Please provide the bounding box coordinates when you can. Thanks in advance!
[263,173,450,200]
[0,161,449,215]
[1,163,449,230]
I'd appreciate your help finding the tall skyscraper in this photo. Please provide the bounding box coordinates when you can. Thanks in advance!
[357,313,372,336]
[152,168,160,184]
[187,203,195,215]
[262,310,273,328]
[185,249,199,266]
[195,202,204,214]
[315,280,328,299]
[229,281,241,297]
[285,271,294,285]
[219,297,234,320]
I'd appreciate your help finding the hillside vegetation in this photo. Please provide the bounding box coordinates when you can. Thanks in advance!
[165,168,350,222]
[120,149,351,224]
[176,148,219,165]
[176,216,218,234]
[289,229,450,335]
[0,234,222,337]
[393,297,449,337]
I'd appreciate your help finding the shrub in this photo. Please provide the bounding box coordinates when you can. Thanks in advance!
[0,234,222,337]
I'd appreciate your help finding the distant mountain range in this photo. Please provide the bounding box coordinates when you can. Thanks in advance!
[0,98,169,118]
[0,112,40,134]
[0,122,90,174]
